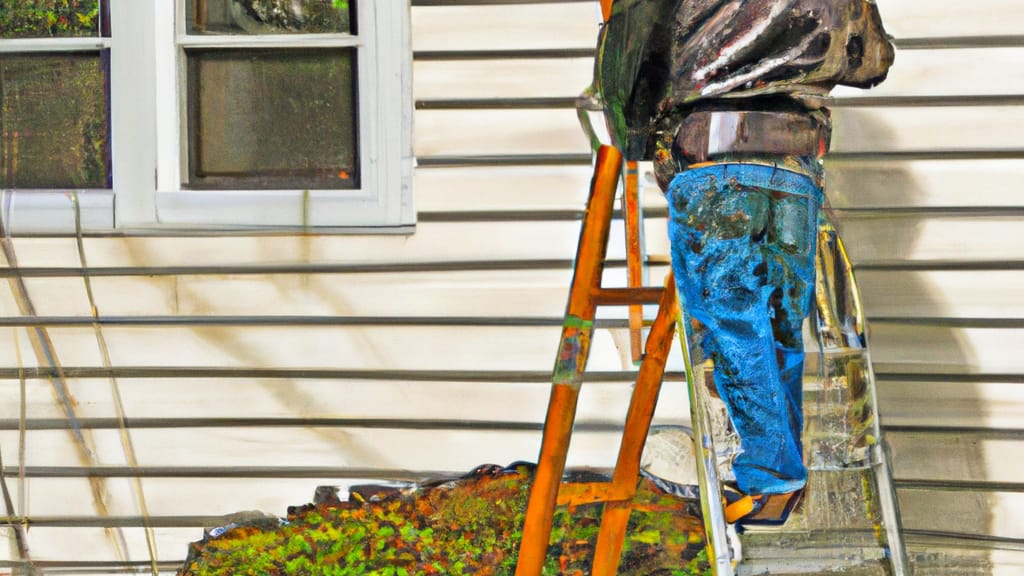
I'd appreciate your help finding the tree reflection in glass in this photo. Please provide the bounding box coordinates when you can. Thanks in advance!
[0,53,109,189]
[187,0,353,35]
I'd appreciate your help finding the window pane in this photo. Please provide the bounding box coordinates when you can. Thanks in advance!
[186,48,358,190]
[0,52,110,189]
[187,0,353,35]
[0,0,104,38]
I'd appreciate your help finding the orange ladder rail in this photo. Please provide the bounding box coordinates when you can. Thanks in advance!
[623,160,646,363]
[514,146,680,576]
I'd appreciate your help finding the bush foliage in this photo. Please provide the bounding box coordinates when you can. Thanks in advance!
[180,464,712,576]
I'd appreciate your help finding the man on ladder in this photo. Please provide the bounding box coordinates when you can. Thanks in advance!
[516,1,899,575]
[596,0,894,525]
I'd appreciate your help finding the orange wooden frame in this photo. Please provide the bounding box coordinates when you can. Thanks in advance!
[514,146,680,576]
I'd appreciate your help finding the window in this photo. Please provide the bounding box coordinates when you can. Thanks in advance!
[184,47,359,191]
[0,1,114,232]
[0,52,110,189]
[0,0,413,233]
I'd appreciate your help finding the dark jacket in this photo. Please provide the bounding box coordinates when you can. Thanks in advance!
[596,0,896,159]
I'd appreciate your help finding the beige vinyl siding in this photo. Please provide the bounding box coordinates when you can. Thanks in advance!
[0,0,1022,572]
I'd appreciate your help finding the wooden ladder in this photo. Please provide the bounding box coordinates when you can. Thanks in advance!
[513,145,682,576]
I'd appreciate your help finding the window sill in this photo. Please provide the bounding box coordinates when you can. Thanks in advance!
[0,189,416,236]
[0,190,114,235]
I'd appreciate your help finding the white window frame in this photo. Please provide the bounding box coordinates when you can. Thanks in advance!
[0,0,414,234]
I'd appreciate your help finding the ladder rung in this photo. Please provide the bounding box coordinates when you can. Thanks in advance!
[556,482,633,507]
[591,287,665,306]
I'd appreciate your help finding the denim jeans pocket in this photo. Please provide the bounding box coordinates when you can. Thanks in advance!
[701,187,770,241]
[770,192,815,256]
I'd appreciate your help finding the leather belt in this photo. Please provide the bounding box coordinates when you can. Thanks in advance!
[673,110,831,165]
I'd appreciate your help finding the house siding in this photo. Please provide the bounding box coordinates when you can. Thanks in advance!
[0,0,1021,571]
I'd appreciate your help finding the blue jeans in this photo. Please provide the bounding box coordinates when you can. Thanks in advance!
[667,163,821,496]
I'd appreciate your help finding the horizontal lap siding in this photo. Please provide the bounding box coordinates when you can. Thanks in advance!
[873,0,1024,38]
[825,159,1024,209]
[1,325,635,372]
[414,106,1024,156]
[1,0,1021,571]
[879,381,1024,429]
[6,267,1022,320]
[414,165,596,210]
[416,49,1024,101]
[0,378,678,425]
[4,223,621,266]
[373,0,1024,566]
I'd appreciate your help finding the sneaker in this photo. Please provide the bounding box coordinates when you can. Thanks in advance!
[724,489,804,527]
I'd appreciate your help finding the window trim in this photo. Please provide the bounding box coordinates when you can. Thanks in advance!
[1,0,414,234]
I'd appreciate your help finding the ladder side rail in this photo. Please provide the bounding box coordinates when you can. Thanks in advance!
[591,277,679,576]
[514,145,623,576]
[623,160,645,362]
[681,321,736,576]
